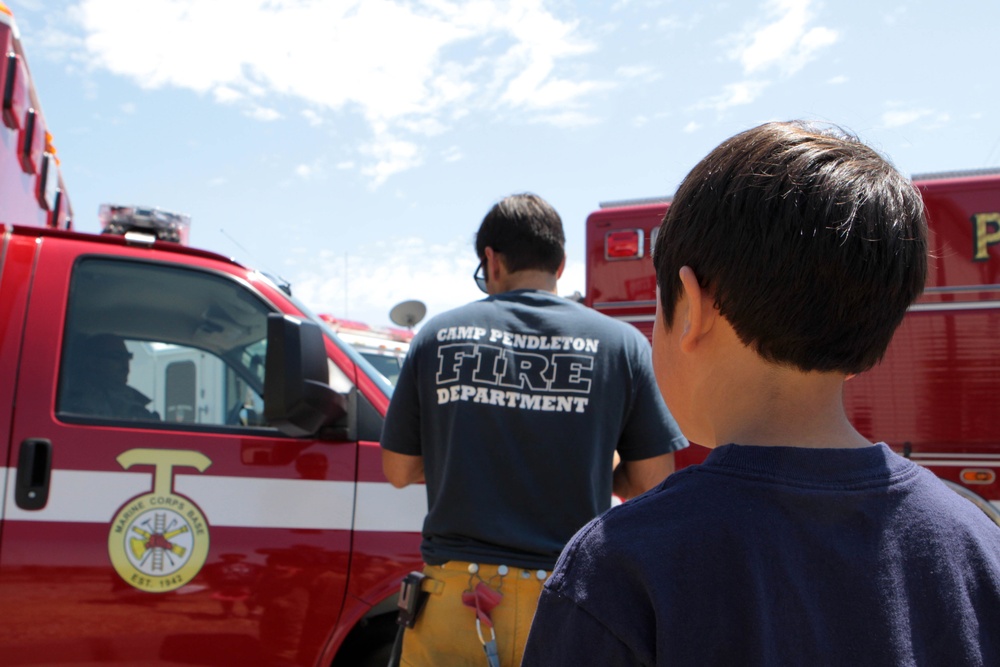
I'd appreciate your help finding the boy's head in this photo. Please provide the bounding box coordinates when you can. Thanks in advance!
[475,193,566,274]
[653,120,927,375]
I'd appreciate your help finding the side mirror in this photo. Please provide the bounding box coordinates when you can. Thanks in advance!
[264,314,346,437]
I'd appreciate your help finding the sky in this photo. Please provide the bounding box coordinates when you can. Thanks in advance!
[8,0,1000,329]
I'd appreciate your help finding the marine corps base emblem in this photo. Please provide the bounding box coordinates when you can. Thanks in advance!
[108,449,212,593]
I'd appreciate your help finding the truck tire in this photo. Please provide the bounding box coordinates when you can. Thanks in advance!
[331,613,398,667]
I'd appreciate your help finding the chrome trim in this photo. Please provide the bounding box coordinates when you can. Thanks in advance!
[599,196,673,209]
[925,284,1000,294]
[594,300,657,310]
[910,453,1000,460]
[911,167,1000,181]
[611,314,656,323]
[909,299,1000,312]
[913,460,1000,468]
[940,480,1000,527]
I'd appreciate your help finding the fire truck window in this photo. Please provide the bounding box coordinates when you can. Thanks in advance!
[56,258,276,430]
[165,360,197,423]
[360,352,404,386]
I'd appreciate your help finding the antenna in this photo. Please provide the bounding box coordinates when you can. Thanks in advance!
[390,300,427,330]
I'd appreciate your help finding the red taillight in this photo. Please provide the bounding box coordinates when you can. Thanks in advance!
[605,229,644,260]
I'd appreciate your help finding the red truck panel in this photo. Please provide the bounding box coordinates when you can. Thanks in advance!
[585,171,1000,510]
[0,228,424,665]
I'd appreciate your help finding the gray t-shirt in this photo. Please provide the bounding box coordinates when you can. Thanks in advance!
[381,289,687,569]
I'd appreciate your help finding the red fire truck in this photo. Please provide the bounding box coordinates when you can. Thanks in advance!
[1,5,423,664]
[585,168,1000,525]
[317,315,414,387]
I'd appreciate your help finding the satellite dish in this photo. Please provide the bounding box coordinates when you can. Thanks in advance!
[390,300,427,329]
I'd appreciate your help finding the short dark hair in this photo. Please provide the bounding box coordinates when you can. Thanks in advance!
[653,121,927,374]
[475,193,565,273]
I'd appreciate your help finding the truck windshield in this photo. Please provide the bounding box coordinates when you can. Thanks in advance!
[276,287,396,397]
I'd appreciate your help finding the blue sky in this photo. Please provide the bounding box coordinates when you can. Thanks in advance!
[9,0,1000,328]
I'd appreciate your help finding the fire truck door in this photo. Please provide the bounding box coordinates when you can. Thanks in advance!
[0,245,358,666]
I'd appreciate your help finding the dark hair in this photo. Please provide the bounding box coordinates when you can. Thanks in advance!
[653,121,927,374]
[475,193,565,273]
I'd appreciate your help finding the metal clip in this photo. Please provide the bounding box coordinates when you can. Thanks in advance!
[477,619,501,667]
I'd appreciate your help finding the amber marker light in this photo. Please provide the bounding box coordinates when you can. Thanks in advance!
[960,469,996,485]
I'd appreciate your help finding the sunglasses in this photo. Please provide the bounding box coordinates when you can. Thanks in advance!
[474,261,488,294]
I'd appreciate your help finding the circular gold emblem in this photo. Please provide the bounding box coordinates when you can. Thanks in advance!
[108,449,213,593]
[109,492,210,593]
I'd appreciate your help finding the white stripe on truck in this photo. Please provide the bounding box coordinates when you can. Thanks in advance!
[1,467,426,532]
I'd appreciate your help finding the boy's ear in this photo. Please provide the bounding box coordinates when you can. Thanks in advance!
[678,266,715,352]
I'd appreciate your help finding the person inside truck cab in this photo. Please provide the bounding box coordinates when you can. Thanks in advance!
[60,334,160,421]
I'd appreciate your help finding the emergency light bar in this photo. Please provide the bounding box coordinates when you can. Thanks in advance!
[99,204,191,245]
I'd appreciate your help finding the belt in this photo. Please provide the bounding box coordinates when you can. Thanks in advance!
[433,561,552,582]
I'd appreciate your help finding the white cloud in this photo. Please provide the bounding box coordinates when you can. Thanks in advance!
[615,64,661,83]
[294,159,326,180]
[882,6,908,26]
[289,236,483,329]
[360,128,423,188]
[398,117,450,137]
[827,74,848,85]
[290,235,586,329]
[560,259,585,301]
[880,108,950,129]
[696,80,769,113]
[71,0,604,186]
[442,146,463,162]
[882,110,924,128]
[730,0,838,76]
[212,86,243,104]
[247,107,282,122]
[683,120,701,133]
[301,109,323,127]
[530,110,600,129]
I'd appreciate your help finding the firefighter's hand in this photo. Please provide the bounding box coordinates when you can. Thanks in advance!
[382,450,425,488]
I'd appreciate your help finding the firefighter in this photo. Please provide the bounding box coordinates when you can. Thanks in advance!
[380,193,687,666]
[61,333,160,421]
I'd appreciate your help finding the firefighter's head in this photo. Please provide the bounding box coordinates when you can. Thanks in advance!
[82,334,133,384]
[652,120,927,376]
[474,193,566,294]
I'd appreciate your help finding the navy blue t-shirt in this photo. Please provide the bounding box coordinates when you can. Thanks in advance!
[380,290,687,569]
[523,443,1000,666]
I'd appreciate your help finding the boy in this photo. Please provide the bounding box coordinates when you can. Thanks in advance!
[521,121,1000,666]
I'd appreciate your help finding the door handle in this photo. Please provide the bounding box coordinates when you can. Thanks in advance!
[15,438,52,510]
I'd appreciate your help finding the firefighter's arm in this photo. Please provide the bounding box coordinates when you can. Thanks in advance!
[612,452,675,500]
[382,449,425,488]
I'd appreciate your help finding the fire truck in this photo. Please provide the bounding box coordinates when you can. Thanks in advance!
[0,5,424,664]
[317,315,414,387]
[585,168,1000,525]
